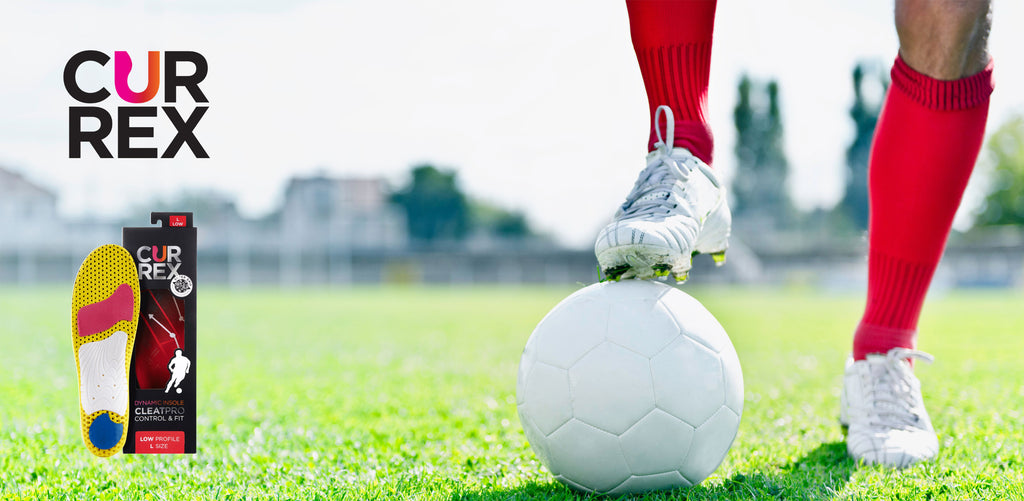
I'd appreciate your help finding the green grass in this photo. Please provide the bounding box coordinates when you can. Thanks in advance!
[1,285,1022,500]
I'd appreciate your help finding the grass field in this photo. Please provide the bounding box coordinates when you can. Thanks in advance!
[1,285,1022,500]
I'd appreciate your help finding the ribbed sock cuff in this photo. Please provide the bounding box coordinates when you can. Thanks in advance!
[853,322,917,361]
[891,54,994,111]
[647,120,714,165]
[862,251,937,329]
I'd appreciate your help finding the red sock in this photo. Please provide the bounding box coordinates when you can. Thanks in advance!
[853,55,994,360]
[626,0,716,164]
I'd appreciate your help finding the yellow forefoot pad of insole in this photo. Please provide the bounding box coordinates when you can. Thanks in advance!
[72,244,140,457]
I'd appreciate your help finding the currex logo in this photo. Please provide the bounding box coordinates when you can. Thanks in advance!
[64,50,209,159]
[136,245,183,280]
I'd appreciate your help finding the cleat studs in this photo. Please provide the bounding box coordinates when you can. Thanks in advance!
[711,251,727,267]
[651,264,671,278]
[603,265,630,282]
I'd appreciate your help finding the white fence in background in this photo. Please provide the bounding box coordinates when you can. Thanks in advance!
[2,241,1024,289]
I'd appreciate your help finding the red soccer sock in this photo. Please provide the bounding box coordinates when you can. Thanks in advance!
[853,55,994,360]
[626,0,716,164]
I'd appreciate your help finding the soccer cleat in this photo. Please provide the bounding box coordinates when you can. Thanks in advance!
[839,347,938,468]
[595,105,731,282]
[72,245,140,457]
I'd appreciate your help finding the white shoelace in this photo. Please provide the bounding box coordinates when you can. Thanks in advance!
[862,348,934,431]
[617,106,696,221]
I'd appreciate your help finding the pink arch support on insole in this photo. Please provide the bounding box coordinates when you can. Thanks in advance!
[77,283,134,337]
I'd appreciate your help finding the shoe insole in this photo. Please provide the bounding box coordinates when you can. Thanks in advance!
[72,244,140,457]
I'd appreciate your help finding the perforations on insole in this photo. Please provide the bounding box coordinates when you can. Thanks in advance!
[78,330,129,415]
[72,244,139,456]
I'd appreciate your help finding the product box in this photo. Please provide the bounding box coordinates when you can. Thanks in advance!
[121,212,197,454]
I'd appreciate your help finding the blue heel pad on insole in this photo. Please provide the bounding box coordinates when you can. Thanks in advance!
[88,413,123,450]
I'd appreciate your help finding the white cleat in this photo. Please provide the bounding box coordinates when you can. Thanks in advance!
[840,347,939,468]
[595,105,731,282]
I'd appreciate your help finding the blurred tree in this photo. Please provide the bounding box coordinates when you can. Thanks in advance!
[391,165,470,242]
[469,200,533,238]
[975,115,1024,225]
[836,62,888,230]
[732,75,793,225]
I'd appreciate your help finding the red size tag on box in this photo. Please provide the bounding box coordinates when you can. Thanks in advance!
[135,431,185,454]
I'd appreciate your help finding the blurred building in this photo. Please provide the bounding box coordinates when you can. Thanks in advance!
[279,174,406,251]
[209,174,409,285]
[0,167,60,251]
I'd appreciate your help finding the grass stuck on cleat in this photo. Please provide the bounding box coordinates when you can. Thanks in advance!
[601,262,688,282]
[71,244,140,457]
[599,249,727,283]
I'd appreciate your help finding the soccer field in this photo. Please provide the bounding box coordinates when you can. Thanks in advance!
[1,286,1022,500]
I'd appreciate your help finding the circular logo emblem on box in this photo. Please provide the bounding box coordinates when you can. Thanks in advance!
[170,274,193,298]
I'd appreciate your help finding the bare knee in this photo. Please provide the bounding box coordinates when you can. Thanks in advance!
[895,0,991,79]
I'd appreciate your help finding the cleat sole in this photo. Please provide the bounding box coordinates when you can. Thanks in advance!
[597,246,692,283]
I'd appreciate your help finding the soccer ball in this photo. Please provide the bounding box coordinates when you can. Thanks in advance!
[516,280,743,494]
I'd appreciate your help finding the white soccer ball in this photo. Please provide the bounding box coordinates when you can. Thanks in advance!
[517,280,743,495]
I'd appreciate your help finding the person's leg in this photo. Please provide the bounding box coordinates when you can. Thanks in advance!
[626,0,716,163]
[853,0,993,359]
[595,0,730,282]
[843,0,993,469]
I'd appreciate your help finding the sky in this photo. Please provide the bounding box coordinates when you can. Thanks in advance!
[1,0,1023,247]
